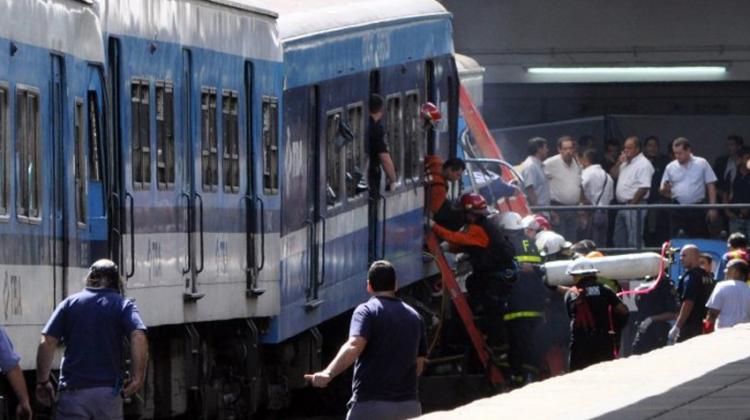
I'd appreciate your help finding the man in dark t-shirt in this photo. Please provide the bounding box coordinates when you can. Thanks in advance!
[306,261,426,420]
[670,245,715,343]
[367,94,397,194]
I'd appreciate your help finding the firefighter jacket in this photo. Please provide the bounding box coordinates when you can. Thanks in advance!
[425,155,449,213]
[432,216,516,275]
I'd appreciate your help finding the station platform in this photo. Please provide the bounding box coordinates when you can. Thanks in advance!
[421,324,750,420]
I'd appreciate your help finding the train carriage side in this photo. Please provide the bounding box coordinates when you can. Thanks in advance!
[101,0,283,329]
[262,0,458,344]
[0,0,108,369]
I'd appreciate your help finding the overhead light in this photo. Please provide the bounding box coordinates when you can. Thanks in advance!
[527,66,727,75]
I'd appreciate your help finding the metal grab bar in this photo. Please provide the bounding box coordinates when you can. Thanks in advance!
[317,215,326,286]
[255,196,265,272]
[180,192,192,275]
[110,192,121,262]
[125,192,135,278]
[243,195,253,274]
[194,193,204,274]
[379,193,387,259]
[303,219,314,298]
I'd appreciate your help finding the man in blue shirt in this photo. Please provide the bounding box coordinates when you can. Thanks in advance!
[35,259,148,419]
[0,325,31,419]
[305,260,427,420]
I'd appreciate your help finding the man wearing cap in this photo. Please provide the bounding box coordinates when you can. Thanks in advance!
[431,192,516,346]
[704,259,750,330]
[669,245,715,343]
[36,259,148,419]
[564,258,629,371]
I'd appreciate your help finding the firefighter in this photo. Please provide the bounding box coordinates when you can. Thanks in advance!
[425,155,466,231]
[631,274,679,355]
[431,192,516,348]
[497,211,547,384]
[564,258,629,371]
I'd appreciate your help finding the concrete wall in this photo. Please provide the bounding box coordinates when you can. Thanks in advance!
[441,0,750,83]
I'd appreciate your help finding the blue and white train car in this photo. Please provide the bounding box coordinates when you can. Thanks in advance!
[259,0,458,345]
[0,0,109,369]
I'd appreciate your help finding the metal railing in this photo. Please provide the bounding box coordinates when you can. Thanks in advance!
[529,202,748,253]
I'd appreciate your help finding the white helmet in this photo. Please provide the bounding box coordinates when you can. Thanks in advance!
[521,215,540,231]
[535,231,572,257]
[498,212,523,230]
[565,257,600,276]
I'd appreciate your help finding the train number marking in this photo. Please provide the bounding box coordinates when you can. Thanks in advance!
[3,272,22,319]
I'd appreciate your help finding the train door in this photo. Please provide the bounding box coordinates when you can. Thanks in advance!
[50,54,68,301]
[367,70,381,263]
[182,49,203,299]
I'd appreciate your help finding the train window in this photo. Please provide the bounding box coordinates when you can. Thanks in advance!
[404,92,421,180]
[386,95,403,183]
[156,82,175,190]
[262,97,279,195]
[326,111,344,206]
[87,91,102,182]
[131,80,151,190]
[345,104,364,199]
[15,87,41,219]
[74,98,86,225]
[0,86,7,215]
[222,90,240,193]
[201,88,218,191]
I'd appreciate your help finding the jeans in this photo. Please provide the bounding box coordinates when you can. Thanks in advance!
[553,209,578,242]
[614,209,646,248]
[56,387,123,420]
[347,399,422,420]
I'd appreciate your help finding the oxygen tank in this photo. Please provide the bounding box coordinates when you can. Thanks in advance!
[544,252,666,286]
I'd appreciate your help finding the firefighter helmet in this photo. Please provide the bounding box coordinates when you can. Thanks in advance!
[565,257,600,276]
[521,215,539,231]
[460,192,491,215]
[536,230,572,257]
[420,102,442,128]
[498,211,523,230]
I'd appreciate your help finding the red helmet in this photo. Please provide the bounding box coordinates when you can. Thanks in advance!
[534,214,551,230]
[461,192,490,215]
[420,102,442,128]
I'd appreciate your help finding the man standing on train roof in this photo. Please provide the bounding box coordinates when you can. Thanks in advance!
[367,94,398,193]
[668,244,715,344]
[36,259,148,420]
[0,325,32,419]
[564,258,629,371]
[305,260,427,420]
[430,192,516,347]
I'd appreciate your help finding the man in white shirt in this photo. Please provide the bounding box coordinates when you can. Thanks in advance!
[660,137,719,238]
[705,259,750,330]
[579,148,613,247]
[611,137,654,248]
[544,136,583,241]
[519,137,550,207]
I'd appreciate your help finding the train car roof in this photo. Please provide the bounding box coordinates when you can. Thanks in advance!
[256,0,451,42]
[101,0,282,62]
[0,0,104,63]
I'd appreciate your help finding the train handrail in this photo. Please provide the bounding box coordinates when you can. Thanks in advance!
[180,191,192,275]
[317,215,326,286]
[379,193,387,259]
[125,192,135,278]
[255,196,266,273]
[194,193,205,275]
[303,218,314,298]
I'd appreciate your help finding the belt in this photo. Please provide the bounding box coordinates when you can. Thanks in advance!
[503,311,543,321]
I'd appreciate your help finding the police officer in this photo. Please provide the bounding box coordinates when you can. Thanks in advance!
[0,325,31,419]
[431,192,516,347]
[36,259,148,419]
[497,212,547,383]
[564,258,629,371]
[631,274,679,355]
[668,244,715,343]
